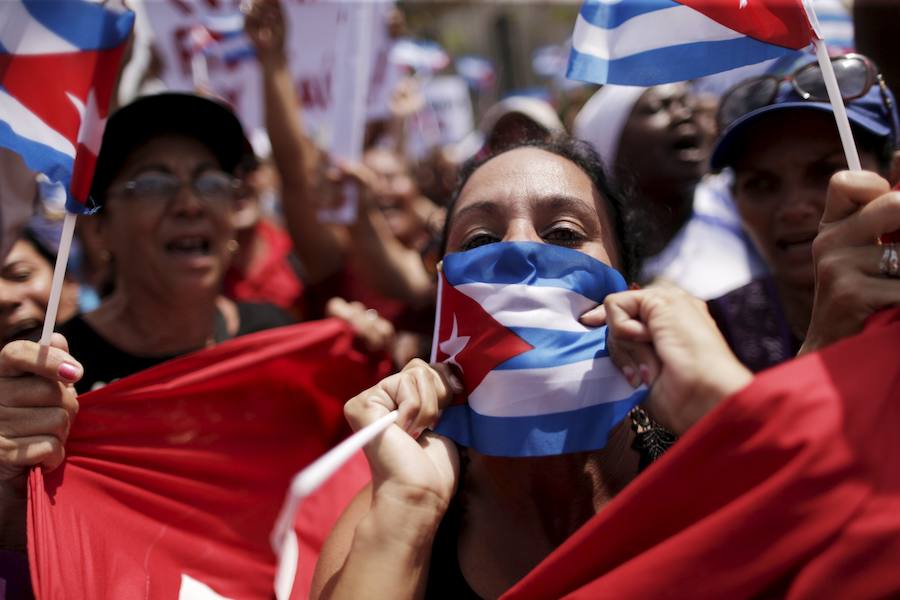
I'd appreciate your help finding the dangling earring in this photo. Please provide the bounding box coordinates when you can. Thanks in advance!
[629,406,677,472]
[226,239,239,254]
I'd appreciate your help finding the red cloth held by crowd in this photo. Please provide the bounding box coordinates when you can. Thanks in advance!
[504,309,900,600]
[27,320,387,599]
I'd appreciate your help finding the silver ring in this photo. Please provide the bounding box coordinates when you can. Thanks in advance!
[879,243,900,278]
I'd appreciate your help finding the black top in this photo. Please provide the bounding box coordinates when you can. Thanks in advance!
[424,450,482,599]
[707,277,801,373]
[57,302,293,394]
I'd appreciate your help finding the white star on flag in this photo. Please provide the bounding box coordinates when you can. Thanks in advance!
[438,315,470,373]
[66,88,107,155]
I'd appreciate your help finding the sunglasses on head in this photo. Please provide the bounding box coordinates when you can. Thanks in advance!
[717,53,894,131]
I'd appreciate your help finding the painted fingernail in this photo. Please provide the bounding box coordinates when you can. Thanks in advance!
[58,362,80,382]
[639,364,651,385]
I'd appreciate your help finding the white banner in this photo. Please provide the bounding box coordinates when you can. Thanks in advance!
[143,0,396,152]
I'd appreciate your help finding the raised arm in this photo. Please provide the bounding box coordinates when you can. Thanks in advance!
[245,0,347,284]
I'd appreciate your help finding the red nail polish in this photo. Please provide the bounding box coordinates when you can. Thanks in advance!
[58,362,80,382]
[639,364,651,385]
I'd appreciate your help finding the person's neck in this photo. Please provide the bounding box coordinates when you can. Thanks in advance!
[776,280,814,341]
[87,284,220,357]
[231,225,266,276]
[639,181,695,258]
[458,423,637,597]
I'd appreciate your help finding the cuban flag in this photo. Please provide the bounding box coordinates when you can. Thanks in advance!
[568,0,821,86]
[431,242,645,458]
[0,0,134,214]
[191,11,256,66]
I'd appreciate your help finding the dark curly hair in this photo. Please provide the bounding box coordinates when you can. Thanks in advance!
[439,135,643,281]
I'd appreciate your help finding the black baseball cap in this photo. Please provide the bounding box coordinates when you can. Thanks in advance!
[89,93,254,206]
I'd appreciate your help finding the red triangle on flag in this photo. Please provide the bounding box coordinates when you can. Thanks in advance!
[434,276,534,396]
[678,0,815,50]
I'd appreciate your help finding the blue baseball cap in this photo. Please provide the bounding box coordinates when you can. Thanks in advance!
[711,52,899,170]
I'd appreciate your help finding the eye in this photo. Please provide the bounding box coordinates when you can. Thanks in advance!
[542,226,585,247]
[195,171,238,199]
[5,266,33,282]
[460,232,501,251]
[736,173,779,199]
[127,173,179,198]
[808,162,844,187]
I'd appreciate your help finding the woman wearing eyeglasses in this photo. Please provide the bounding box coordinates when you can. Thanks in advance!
[49,94,295,393]
[707,51,900,372]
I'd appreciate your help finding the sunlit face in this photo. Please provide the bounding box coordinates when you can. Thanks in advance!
[615,83,705,193]
[0,239,78,345]
[732,111,881,289]
[364,148,419,244]
[445,147,621,269]
[100,135,237,300]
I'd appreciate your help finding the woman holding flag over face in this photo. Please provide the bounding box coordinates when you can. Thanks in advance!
[311,138,757,599]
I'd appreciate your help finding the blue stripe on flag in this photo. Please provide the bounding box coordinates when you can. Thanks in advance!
[23,0,134,52]
[443,242,627,302]
[434,388,644,457]
[579,0,676,30]
[495,326,609,370]
[0,121,72,194]
[567,35,797,86]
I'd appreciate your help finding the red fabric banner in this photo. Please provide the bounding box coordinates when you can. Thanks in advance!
[27,319,387,599]
[505,309,900,599]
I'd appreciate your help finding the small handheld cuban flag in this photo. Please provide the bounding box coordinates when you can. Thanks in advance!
[567,0,821,86]
[0,0,134,213]
[190,11,256,67]
[430,242,646,458]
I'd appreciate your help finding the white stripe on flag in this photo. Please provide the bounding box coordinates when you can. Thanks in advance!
[469,356,635,417]
[572,5,742,62]
[455,282,597,333]
[0,89,76,158]
[0,1,79,55]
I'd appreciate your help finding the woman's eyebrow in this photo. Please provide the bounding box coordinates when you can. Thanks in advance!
[533,194,596,218]
[452,200,503,223]
[129,163,173,177]
[192,162,222,176]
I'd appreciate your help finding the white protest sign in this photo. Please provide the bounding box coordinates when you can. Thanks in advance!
[143,0,394,148]
[423,75,475,146]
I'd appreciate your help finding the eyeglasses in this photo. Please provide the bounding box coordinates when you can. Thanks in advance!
[110,170,242,206]
[717,53,893,130]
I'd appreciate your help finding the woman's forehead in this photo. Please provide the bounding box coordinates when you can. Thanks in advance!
[120,134,219,173]
[456,147,597,209]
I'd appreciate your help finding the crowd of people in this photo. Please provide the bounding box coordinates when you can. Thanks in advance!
[1,0,899,598]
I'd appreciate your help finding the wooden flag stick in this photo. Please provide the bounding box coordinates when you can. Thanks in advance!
[39,212,78,346]
[813,37,862,172]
